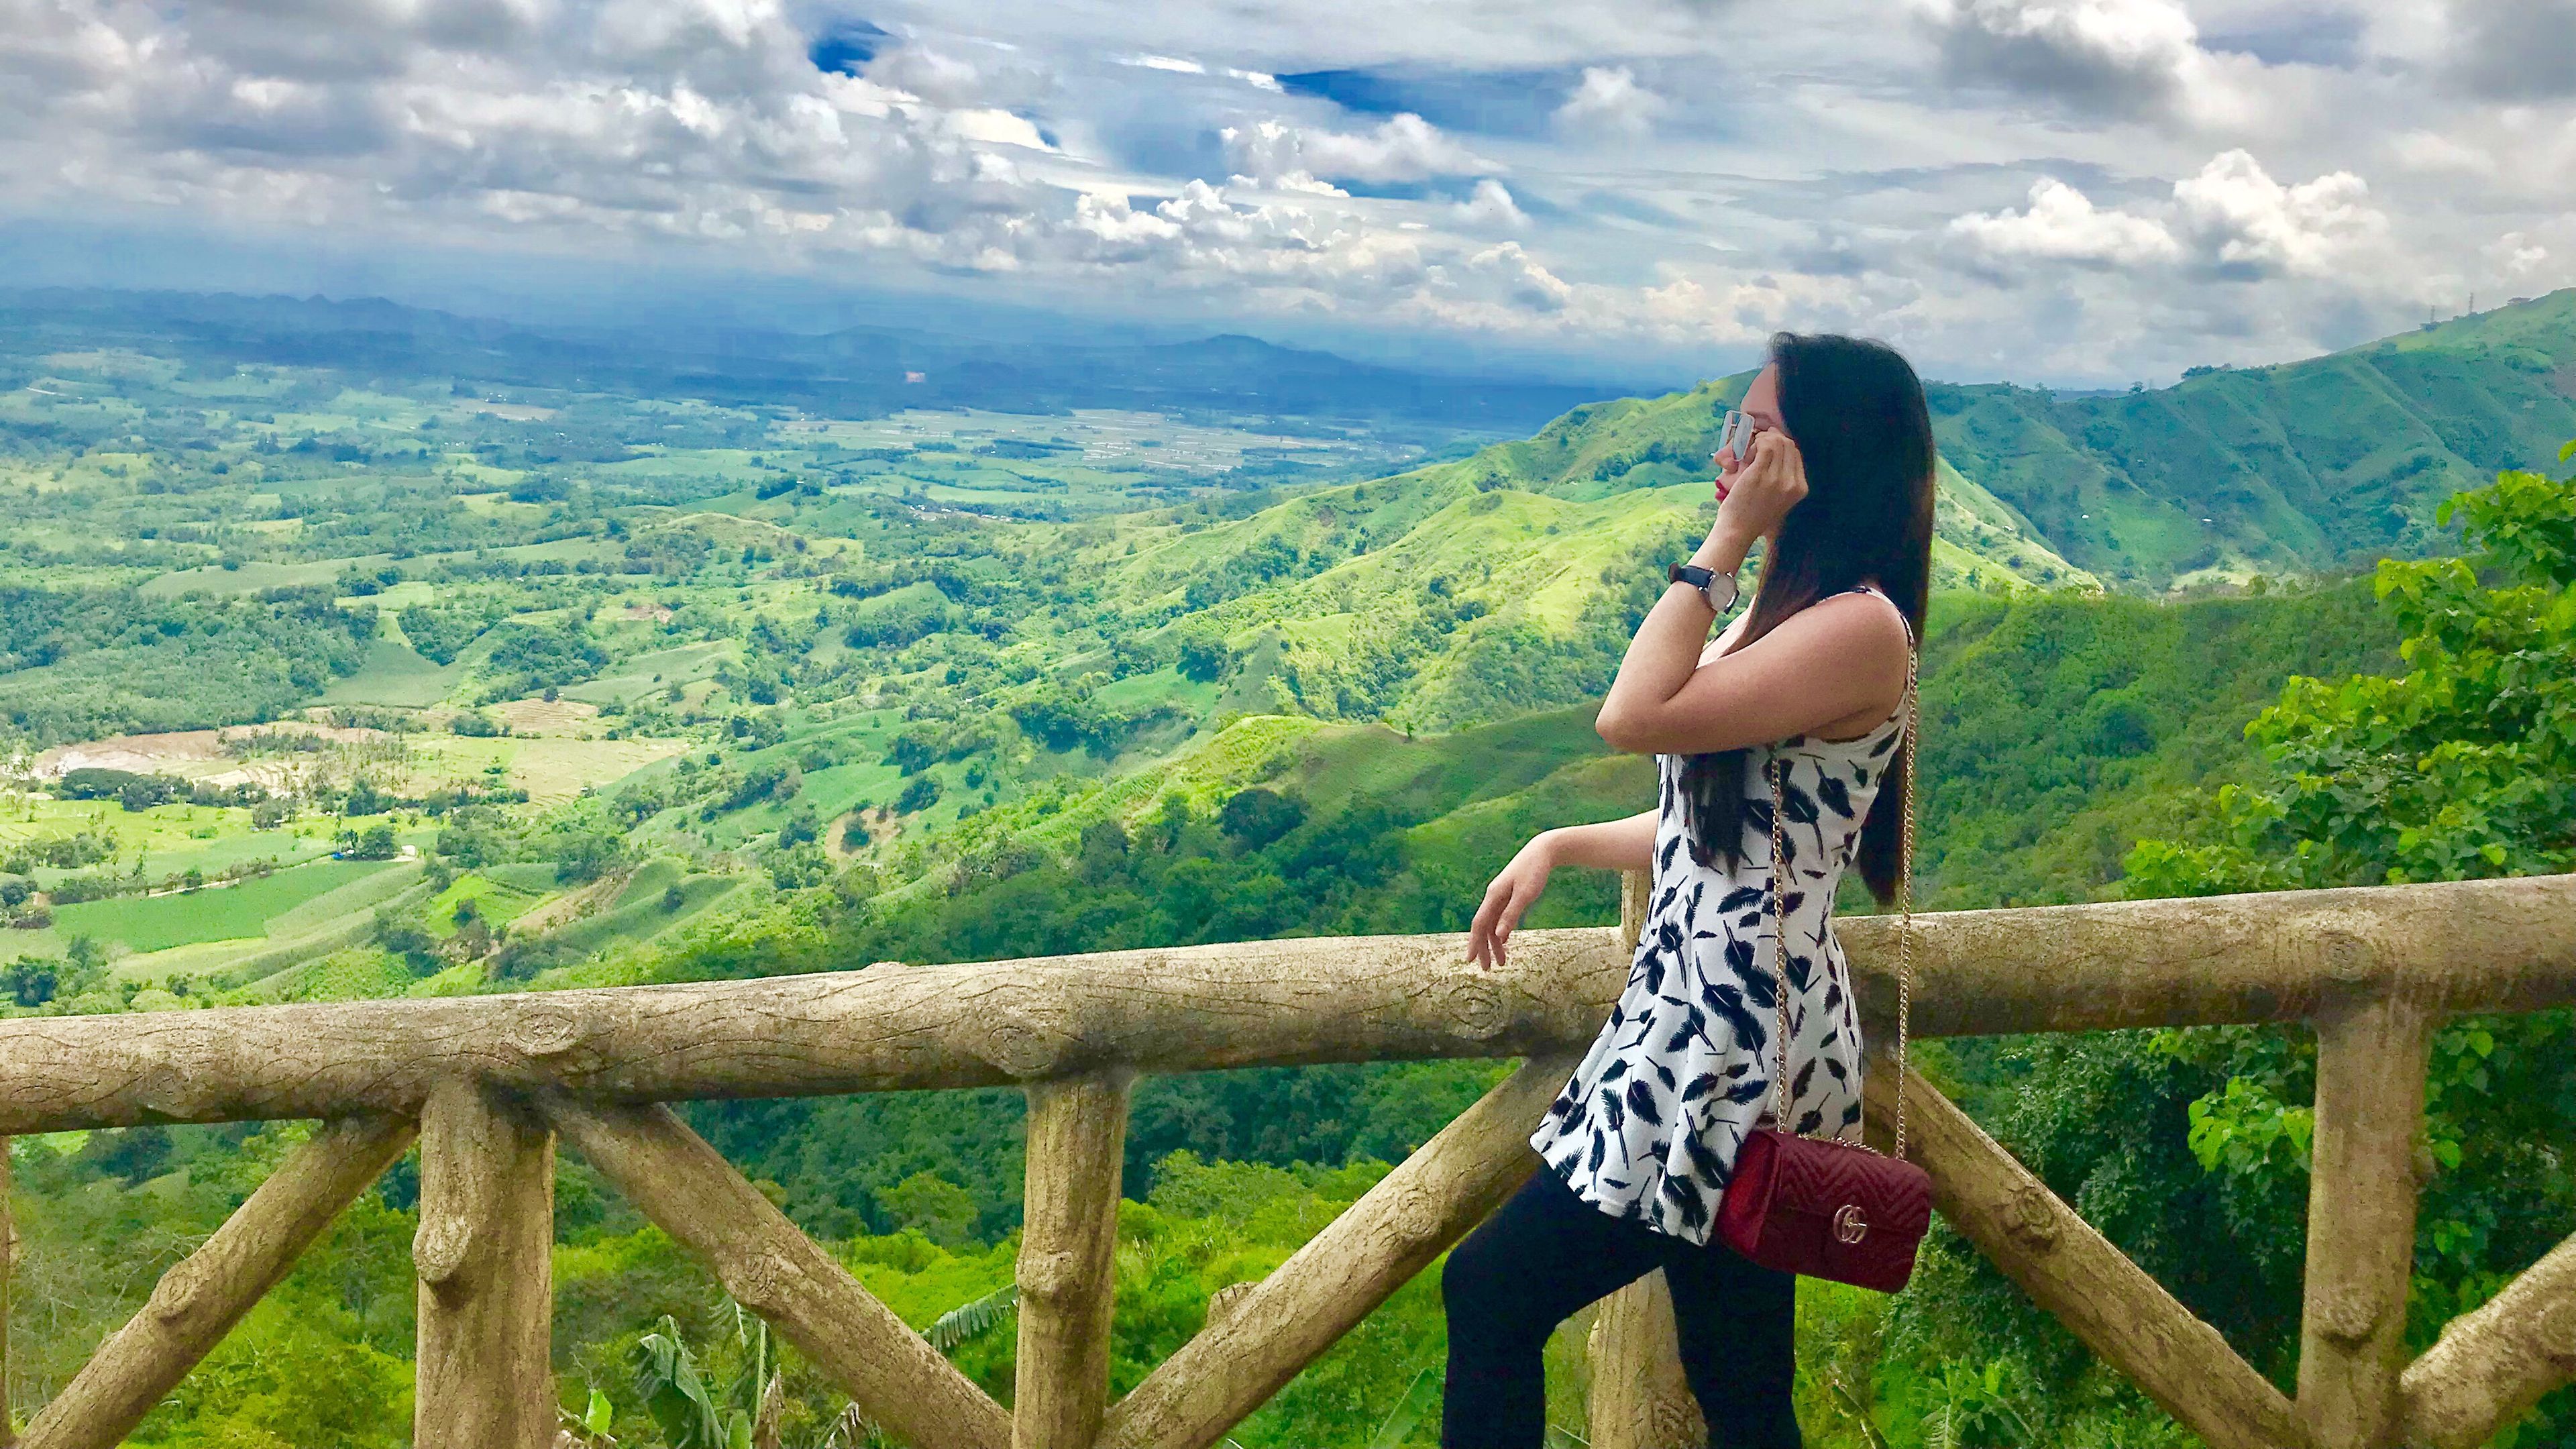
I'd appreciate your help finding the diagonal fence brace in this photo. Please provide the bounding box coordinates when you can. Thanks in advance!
[1862,1057,2314,1449]
[20,1114,415,1449]
[1097,1053,1578,1449]
[543,1094,1014,1449]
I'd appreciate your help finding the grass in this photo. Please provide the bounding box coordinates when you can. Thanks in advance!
[422,871,554,936]
[52,857,400,953]
[318,638,464,708]
[529,871,744,961]
[258,857,427,936]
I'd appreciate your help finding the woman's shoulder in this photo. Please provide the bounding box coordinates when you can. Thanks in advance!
[1836,582,1915,642]
[1791,584,1915,655]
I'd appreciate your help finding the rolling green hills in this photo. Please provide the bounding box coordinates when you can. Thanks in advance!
[1929,289,2576,584]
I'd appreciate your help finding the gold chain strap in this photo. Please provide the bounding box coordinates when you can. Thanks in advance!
[1766,633,1918,1155]
[1896,642,1918,1161]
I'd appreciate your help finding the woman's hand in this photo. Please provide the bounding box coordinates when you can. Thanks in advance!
[1466,832,1558,971]
[1703,429,1807,566]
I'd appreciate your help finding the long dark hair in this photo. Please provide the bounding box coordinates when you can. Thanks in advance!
[1676,332,1935,904]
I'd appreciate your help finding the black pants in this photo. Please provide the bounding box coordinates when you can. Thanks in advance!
[1441,1167,1801,1449]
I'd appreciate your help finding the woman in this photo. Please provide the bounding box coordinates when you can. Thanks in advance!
[1444,333,1937,1448]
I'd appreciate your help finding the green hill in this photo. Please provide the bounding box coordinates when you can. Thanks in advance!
[1930,288,2576,585]
[1040,290,2565,738]
[1066,393,2092,735]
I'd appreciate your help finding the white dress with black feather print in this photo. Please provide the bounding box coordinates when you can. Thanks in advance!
[1529,584,1913,1245]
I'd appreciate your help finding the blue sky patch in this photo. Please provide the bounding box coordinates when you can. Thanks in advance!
[808,20,888,77]
[1277,67,1569,138]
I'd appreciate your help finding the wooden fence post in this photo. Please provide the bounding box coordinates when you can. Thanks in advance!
[2,1135,13,1449]
[2299,993,2434,1449]
[1587,1271,1704,1449]
[1016,1070,1133,1449]
[1585,871,1705,1449]
[415,1078,555,1449]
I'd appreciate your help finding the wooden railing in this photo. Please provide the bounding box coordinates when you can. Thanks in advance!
[0,873,2571,1449]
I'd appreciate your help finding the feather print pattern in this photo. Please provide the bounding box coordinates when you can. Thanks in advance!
[1530,585,1911,1244]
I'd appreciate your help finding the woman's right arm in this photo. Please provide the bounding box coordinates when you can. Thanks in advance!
[1465,810,1656,969]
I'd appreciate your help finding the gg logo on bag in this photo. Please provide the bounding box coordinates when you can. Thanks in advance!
[1832,1204,1869,1244]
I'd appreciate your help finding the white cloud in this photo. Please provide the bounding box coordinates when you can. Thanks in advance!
[2174,149,2383,277]
[1947,177,2181,265]
[866,46,991,108]
[1457,178,1528,228]
[1222,113,1499,186]
[1555,66,1668,138]
[0,0,2565,384]
[1914,0,2208,117]
[2484,230,2548,276]
[1944,154,2385,282]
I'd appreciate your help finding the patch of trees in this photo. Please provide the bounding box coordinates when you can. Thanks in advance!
[477,618,606,698]
[0,584,376,745]
[54,767,267,812]
[396,601,506,664]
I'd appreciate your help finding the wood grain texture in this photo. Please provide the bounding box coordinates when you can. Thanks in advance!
[1015,1071,1133,1449]
[1586,871,1705,1449]
[2298,995,2433,1449]
[2402,1230,2576,1448]
[1,1139,15,1449]
[1862,1059,2314,1449]
[0,875,2564,1134]
[414,1079,555,1449]
[1586,1271,1705,1449]
[544,1095,1012,1449]
[1095,1053,1577,1449]
[21,1116,413,1449]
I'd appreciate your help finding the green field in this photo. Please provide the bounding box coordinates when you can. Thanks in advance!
[52,857,400,953]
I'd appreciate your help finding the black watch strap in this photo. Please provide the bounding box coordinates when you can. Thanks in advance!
[1668,561,1740,613]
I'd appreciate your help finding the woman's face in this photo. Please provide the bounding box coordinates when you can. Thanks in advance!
[1713,363,1784,490]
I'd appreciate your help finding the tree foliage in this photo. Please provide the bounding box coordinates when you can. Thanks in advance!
[1900,447,2576,1447]
[2125,443,2576,894]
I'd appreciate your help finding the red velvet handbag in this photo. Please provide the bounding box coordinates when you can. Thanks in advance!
[1714,645,1932,1295]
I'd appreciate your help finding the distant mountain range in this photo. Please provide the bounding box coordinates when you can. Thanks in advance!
[0,287,1616,433]
[9,283,2569,590]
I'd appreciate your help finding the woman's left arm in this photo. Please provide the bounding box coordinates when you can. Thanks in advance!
[1595,433,1909,756]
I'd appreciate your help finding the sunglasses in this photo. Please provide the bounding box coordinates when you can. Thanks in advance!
[1717,408,1768,466]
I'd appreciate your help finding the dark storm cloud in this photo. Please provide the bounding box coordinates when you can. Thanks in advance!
[2444,0,2576,99]
[1919,0,2203,118]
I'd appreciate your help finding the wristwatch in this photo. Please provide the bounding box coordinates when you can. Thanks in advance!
[1668,562,1741,614]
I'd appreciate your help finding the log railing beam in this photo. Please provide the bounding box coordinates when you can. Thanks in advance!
[1096,1053,1577,1449]
[0,875,2567,1135]
[543,1095,1012,1449]
[1862,1058,2314,1449]
[414,1078,555,1449]
[2401,1230,2576,1448]
[1015,1070,1134,1449]
[21,1116,414,1449]
[2298,994,2436,1448]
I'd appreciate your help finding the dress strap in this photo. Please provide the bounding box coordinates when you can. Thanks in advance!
[1839,583,1917,650]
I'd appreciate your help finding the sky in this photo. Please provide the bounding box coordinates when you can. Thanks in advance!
[2,0,2572,386]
